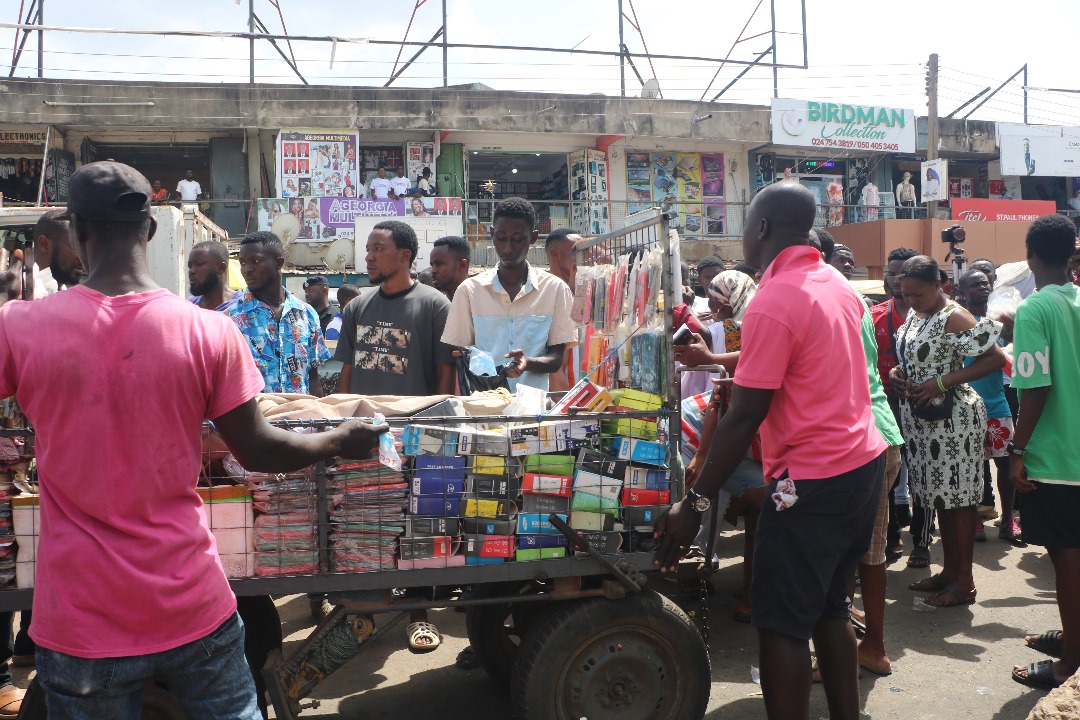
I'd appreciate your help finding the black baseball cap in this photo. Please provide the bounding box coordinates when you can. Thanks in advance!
[59,161,152,223]
[304,275,329,288]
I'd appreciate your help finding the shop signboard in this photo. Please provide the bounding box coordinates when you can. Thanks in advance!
[45,148,75,204]
[771,99,916,153]
[951,198,1056,222]
[920,159,948,203]
[257,196,462,245]
[277,129,360,199]
[998,123,1080,177]
[0,127,48,155]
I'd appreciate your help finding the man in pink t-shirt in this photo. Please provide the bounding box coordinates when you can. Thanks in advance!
[0,162,386,719]
[656,182,885,720]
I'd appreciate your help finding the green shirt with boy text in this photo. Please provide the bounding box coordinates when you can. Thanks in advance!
[1011,282,1080,484]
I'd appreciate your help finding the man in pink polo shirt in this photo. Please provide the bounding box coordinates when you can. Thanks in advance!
[0,161,387,718]
[656,182,885,720]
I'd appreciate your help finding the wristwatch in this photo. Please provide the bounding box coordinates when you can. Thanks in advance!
[685,487,711,513]
[1007,443,1026,458]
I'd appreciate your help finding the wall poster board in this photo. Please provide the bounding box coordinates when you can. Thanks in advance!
[277,129,360,199]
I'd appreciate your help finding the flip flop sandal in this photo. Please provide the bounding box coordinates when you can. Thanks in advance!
[906,546,931,569]
[850,613,867,638]
[922,583,976,608]
[732,607,752,624]
[1012,659,1064,690]
[908,574,947,592]
[407,621,441,654]
[1025,631,1064,658]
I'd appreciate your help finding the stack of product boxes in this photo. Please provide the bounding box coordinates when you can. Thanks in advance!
[608,389,672,548]
[400,425,468,569]
[396,387,671,566]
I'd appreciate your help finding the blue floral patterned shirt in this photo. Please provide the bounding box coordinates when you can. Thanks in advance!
[228,290,330,394]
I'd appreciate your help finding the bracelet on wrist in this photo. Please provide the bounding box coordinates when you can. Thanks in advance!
[936,375,947,393]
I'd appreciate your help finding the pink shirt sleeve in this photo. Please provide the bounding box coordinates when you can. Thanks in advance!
[0,306,17,398]
[733,310,799,390]
[207,320,269,420]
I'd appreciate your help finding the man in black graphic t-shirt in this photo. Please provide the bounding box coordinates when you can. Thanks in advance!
[335,220,455,396]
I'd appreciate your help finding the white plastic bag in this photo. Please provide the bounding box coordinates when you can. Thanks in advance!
[986,286,1022,322]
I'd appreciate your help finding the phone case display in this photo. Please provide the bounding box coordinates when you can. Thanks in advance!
[627,151,726,237]
[406,142,436,191]
[278,130,360,199]
[568,149,610,236]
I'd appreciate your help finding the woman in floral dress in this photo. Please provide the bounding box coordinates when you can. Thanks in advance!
[890,256,1005,607]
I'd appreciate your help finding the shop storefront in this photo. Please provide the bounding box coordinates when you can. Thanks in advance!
[0,126,50,205]
[756,99,918,225]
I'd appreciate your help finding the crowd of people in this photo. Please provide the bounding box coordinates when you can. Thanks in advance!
[0,159,1078,718]
[660,184,1080,717]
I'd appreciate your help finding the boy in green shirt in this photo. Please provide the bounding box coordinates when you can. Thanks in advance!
[1009,213,1080,690]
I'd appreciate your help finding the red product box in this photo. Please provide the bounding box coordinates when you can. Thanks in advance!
[463,534,515,558]
[522,473,573,497]
[620,488,671,506]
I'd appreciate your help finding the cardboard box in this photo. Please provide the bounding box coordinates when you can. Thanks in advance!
[520,493,571,515]
[522,473,572,497]
[570,510,616,531]
[470,455,521,477]
[414,455,468,480]
[616,388,663,410]
[463,534,515,558]
[576,448,627,482]
[573,469,624,494]
[624,465,672,491]
[517,534,570,550]
[397,554,467,570]
[399,535,457,561]
[410,476,465,496]
[404,516,460,536]
[455,428,512,457]
[410,397,466,419]
[571,486,620,514]
[515,547,567,562]
[402,424,459,456]
[602,417,658,440]
[408,494,463,517]
[615,437,667,466]
[508,420,600,456]
[463,497,517,520]
[464,475,521,498]
[621,488,671,506]
[576,530,623,554]
[462,517,517,535]
[549,381,613,414]
[523,453,576,477]
[516,513,568,535]
[622,505,662,527]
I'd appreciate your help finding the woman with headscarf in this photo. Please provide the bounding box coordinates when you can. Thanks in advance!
[677,269,764,622]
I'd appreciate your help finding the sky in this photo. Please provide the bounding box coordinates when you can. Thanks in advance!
[4,0,1078,126]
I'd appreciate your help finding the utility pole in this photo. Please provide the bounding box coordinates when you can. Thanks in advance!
[770,0,778,98]
[249,0,255,84]
[618,0,625,97]
[442,0,448,87]
[36,0,43,78]
[925,53,939,220]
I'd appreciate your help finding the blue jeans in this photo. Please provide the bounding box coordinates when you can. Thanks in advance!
[36,612,262,720]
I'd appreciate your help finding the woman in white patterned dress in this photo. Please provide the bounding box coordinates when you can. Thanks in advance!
[890,256,1005,608]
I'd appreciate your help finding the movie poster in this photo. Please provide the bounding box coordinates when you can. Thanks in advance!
[406,142,436,189]
[277,130,359,199]
[627,151,726,236]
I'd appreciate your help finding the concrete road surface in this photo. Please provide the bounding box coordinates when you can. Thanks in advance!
[259,517,1059,720]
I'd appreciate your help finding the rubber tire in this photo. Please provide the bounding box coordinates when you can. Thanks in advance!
[510,590,711,720]
[464,581,560,686]
[17,678,188,720]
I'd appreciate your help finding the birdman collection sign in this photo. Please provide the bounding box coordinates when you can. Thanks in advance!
[770,99,917,153]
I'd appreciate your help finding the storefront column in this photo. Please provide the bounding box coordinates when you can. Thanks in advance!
[246,127,261,201]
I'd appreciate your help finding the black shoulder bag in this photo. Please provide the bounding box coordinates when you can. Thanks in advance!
[897,315,954,422]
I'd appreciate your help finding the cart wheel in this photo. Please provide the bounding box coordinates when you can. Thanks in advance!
[465,581,556,686]
[510,590,710,720]
[17,678,188,720]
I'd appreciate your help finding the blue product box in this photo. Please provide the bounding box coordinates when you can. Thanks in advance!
[414,455,468,480]
[465,556,506,565]
[408,494,464,517]
[624,465,672,491]
[410,477,465,496]
[615,437,667,466]
[516,513,569,535]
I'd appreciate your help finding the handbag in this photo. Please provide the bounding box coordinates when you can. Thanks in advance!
[897,316,955,422]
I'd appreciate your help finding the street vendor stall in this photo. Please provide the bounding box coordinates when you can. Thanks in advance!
[2,209,711,720]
